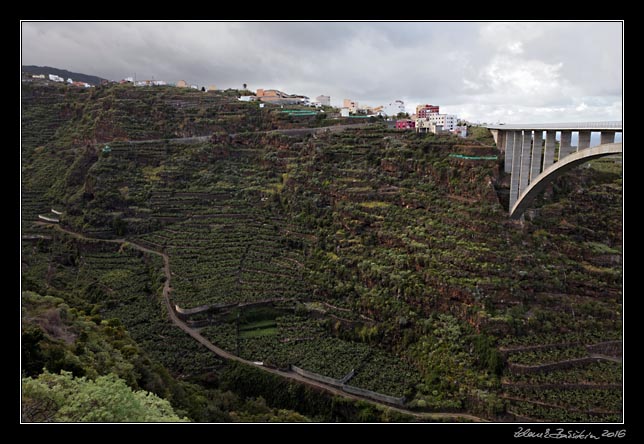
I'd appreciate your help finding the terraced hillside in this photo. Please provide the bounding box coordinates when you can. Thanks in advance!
[21,81,622,422]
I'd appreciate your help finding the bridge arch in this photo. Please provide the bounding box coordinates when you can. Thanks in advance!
[510,142,622,219]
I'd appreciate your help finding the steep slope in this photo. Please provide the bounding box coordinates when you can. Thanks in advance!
[21,81,623,422]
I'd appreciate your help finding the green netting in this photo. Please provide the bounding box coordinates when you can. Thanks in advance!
[449,153,497,160]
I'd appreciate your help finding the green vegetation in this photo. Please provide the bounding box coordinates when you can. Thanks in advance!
[22,371,188,422]
[21,81,622,422]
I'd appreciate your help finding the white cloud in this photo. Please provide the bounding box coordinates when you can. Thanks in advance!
[506,41,524,55]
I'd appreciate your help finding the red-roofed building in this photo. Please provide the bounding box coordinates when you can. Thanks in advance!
[417,104,440,119]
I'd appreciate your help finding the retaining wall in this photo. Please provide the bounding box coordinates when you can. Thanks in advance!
[341,384,405,406]
[502,382,622,390]
[586,340,622,356]
[508,356,613,375]
[290,365,346,388]
[289,365,404,406]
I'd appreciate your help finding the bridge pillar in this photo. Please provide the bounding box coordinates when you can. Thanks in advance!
[490,130,505,151]
[509,131,523,209]
[578,131,591,152]
[543,131,556,169]
[518,131,532,193]
[490,129,499,145]
[559,131,573,159]
[504,131,515,172]
[601,131,616,145]
[530,130,543,182]
[498,130,507,152]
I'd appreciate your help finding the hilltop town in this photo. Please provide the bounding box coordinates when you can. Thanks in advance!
[23,69,468,138]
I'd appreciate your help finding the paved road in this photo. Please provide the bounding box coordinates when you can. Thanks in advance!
[42,223,488,423]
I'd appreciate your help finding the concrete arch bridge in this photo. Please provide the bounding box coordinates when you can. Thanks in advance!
[486,122,622,219]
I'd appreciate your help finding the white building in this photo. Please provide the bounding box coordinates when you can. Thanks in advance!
[383,100,406,117]
[316,95,331,107]
[31,74,45,79]
[134,79,167,86]
[426,113,457,131]
[238,96,256,102]
[48,74,64,82]
[66,78,73,84]
[340,107,350,117]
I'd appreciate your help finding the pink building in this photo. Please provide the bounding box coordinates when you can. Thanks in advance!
[396,119,416,130]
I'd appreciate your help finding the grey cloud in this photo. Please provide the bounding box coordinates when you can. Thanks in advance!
[21,21,622,123]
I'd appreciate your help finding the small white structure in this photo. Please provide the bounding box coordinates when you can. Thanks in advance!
[238,96,256,102]
[67,78,73,84]
[316,95,331,107]
[32,74,45,79]
[48,74,64,82]
[340,107,350,117]
[124,76,134,83]
[38,214,59,223]
[453,125,468,138]
[190,84,199,90]
[259,103,265,108]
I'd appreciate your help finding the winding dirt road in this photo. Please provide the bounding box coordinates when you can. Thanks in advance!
[40,223,488,422]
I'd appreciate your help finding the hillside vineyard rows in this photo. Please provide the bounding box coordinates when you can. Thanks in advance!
[21,82,622,422]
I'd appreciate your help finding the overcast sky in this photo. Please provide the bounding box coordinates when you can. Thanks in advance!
[21,21,622,123]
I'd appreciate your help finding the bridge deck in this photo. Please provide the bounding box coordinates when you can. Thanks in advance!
[486,121,622,131]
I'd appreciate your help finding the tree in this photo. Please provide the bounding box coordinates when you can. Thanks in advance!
[201,86,206,92]
[243,83,247,90]
[22,371,189,422]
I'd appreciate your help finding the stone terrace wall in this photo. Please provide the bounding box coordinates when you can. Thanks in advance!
[342,385,405,407]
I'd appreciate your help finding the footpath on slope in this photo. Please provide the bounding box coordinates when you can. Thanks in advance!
[36,222,488,423]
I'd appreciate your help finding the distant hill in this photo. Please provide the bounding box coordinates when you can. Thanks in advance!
[22,65,108,86]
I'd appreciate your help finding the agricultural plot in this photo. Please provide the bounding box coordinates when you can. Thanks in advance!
[200,310,420,397]
[502,342,622,422]
[21,236,223,376]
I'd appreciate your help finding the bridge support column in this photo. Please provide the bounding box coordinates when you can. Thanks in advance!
[518,131,532,193]
[498,130,507,152]
[490,129,504,149]
[543,131,556,169]
[601,131,616,144]
[578,131,591,152]
[504,131,515,172]
[559,131,573,159]
[509,131,523,209]
[490,129,499,146]
[530,130,543,183]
